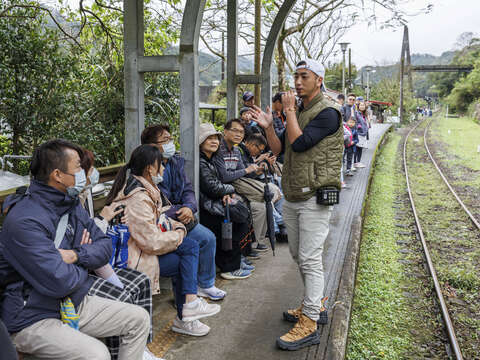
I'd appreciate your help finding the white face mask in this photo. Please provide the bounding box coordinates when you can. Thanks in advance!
[162,141,176,159]
[65,169,87,198]
[151,174,163,185]
[89,168,100,187]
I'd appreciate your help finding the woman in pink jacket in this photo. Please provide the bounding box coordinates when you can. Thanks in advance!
[105,145,220,337]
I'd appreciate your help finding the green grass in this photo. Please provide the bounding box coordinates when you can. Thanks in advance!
[347,133,415,360]
[432,115,480,172]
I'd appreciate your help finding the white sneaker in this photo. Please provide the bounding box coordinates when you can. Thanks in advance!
[171,316,210,336]
[197,286,226,301]
[182,297,221,322]
[143,348,164,360]
[355,162,366,168]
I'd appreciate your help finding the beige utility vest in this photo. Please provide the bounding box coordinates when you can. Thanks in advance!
[282,92,343,202]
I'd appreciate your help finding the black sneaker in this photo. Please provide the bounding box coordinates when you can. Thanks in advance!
[255,243,269,252]
[246,250,261,260]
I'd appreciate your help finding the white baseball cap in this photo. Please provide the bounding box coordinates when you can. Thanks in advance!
[296,59,325,79]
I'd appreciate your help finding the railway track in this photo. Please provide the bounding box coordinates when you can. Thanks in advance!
[402,115,480,360]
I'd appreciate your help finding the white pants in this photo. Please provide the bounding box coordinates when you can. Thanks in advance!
[283,197,332,321]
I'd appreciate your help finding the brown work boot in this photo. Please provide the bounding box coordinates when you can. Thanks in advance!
[282,297,328,325]
[282,304,302,323]
[276,314,320,351]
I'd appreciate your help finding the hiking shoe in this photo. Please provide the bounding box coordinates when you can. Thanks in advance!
[241,256,253,266]
[255,243,269,252]
[143,348,164,360]
[354,162,366,168]
[197,286,226,301]
[171,316,210,337]
[283,298,328,325]
[246,251,261,260]
[220,269,252,280]
[181,298,221,322]
[241,261,255,272]
[276,314,320,351]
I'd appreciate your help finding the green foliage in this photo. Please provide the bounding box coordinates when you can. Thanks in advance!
[370,78,417,122]
[0,0,180,168]
[325,62,358,92]
[446,60,480,113]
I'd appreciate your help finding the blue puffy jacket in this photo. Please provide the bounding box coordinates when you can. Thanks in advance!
[0,180,112,333]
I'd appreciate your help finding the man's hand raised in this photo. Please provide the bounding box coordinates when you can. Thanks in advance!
[251,105,273,129]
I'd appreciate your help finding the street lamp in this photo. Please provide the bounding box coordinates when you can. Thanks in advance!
[364,66,374,101]
[339,42,350,96]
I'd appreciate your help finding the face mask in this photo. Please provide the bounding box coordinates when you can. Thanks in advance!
[151,174,163,185]
[65,169,87,198]
[162,141,176,159]
[250,121,258,127]
[89,168,100,187]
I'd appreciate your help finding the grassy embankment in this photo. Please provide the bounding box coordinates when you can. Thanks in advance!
[347,129,446,359]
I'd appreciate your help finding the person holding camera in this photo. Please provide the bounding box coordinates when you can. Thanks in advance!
[141,124,226,302]
[251,59,343,351]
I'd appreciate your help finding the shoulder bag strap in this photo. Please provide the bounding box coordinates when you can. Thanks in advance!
[54,213,69,249]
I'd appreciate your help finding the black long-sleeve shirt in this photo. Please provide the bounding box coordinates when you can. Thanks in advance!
[279,107,340,154]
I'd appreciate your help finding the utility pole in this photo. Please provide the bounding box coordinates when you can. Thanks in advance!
[254,0,261,105]
[365,66,373,100]
[399,25,409,123]
[348,48,352,90]
[221,31,225,81]
[339,42,349,96]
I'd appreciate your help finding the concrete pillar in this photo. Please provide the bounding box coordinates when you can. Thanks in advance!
[227,0,238,121]
[179,0,206,197]
[124,0,144,160]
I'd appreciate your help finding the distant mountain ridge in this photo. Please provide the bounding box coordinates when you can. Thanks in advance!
[357,50,457,85]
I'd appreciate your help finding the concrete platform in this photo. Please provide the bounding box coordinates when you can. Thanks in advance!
[152,123,392,360]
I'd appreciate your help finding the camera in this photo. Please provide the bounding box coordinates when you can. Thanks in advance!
[111,205,126,226]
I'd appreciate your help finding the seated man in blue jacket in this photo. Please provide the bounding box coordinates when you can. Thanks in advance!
[141,125,226,301]
[0,139,150,360]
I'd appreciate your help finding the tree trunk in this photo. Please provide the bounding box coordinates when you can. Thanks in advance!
[277,28,287,91]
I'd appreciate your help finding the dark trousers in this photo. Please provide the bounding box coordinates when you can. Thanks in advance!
[158,236,199,319]
[200,209,244,272]
[345,146,354,170]
[354,146,363,163]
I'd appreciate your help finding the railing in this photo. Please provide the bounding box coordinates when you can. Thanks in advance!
[0,163,125,211]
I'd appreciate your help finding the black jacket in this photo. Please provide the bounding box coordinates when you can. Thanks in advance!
[200,152,235,202]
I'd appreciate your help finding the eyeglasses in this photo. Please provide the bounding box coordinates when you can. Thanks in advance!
[154,139,171,146]
[254,144,265,152]
[228,128,244,135]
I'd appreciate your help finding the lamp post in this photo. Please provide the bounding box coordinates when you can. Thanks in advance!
[365,66,373,100]
[339,42,350,96]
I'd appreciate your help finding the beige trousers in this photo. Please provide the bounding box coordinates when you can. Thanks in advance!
[283,197,332,321]
[249,200,268,246]
[12,295,150,360]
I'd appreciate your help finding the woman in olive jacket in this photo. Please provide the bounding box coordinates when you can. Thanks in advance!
[199,123,253,280]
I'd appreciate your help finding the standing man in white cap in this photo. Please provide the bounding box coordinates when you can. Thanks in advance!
[251,59,343,351]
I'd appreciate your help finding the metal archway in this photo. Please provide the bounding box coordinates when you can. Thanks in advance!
[123,0,206,193]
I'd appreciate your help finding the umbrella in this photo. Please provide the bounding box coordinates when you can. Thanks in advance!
[262,166,276,256]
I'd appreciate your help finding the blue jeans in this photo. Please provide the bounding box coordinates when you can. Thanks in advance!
[158,236,199,319]
[186,223,217,289]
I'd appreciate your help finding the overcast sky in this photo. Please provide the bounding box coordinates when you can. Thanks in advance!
[337,0,480,67]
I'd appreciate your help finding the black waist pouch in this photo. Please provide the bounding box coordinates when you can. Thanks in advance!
[316,187,340,206]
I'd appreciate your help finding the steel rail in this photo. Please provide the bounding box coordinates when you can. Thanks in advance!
[424,118,480,230]
[403,119,464,360]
